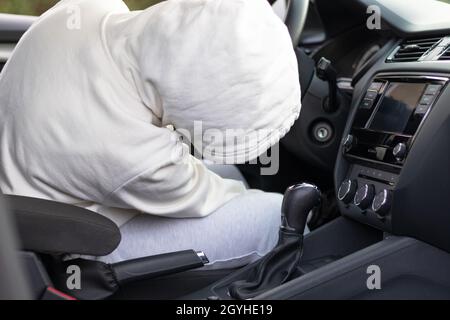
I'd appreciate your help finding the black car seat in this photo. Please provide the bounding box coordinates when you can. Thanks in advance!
[5,195,219,300]
[0,194,31,300]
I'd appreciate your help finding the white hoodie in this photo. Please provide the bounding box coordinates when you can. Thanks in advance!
[0,0,301,226]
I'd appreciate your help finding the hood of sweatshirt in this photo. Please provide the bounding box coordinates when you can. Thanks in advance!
[104,0,301,164]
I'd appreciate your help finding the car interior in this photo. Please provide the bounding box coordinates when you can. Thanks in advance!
[2,0,450,300]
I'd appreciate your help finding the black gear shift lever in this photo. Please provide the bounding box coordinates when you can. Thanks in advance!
[229,183,321,300]
[281,183,322,236]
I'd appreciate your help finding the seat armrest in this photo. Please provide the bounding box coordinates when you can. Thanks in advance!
[5,195,121,256]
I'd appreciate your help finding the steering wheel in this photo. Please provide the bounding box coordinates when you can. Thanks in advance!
[270,0,310,47]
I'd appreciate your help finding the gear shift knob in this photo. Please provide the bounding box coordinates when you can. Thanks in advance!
[229,183,322,299]
[281,183,321,236]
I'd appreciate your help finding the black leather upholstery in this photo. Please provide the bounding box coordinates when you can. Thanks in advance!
[113,250,205,285]
[5,195,121,256]
[229,232,303,299]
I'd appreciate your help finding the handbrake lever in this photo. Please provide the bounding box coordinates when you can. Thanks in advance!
[112,250,208,285]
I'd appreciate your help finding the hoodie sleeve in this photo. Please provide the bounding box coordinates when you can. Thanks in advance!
[102,143,247,218]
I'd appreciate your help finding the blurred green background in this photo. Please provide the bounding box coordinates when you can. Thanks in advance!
[0,0,162,15]
[0,0,449,15]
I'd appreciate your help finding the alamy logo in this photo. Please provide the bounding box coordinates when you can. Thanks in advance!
[66,265,81,290]
[366,265,381,290]
[366,5,381,30]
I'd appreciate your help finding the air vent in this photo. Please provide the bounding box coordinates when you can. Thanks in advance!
[438,47,450,61]
[388,37,442,62]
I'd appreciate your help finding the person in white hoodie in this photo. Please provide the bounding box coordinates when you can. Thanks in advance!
[0,0,301,269]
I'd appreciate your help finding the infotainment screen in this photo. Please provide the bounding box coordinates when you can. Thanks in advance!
[369,82,426,133]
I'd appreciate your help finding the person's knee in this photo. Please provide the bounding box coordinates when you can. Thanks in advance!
[228,191,282,253]
[252,192,283,241]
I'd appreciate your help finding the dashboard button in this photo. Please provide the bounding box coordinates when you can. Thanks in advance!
[364,90,378,100]
[343,134,355,152]
[424,84,442,96]
[369,82,383,92]
[338,179,358,204]
[393,142,407,161]
[419,94,434,106]
[414,104,430,116]
[360,98,375,109]
[354,184,375,210]
[372,189,393,218]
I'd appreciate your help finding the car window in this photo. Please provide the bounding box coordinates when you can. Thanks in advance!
[0,0,162,15]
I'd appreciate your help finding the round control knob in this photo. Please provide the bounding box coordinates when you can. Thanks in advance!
[338,179,358,204]
[354,184,375,210]
[343,134,355,153]
[393,143,407,161]
[372,189,393,218]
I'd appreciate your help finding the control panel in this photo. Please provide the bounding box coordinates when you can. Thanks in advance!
[338,164,398,231]
[337,75,448,231]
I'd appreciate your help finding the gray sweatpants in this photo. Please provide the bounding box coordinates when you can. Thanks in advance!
[99,165,285,269]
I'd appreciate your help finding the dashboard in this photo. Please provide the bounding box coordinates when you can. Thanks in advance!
[334,28,450,252]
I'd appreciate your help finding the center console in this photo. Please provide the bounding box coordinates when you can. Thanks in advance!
[186,70,450,300]
[337,74,448,231]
